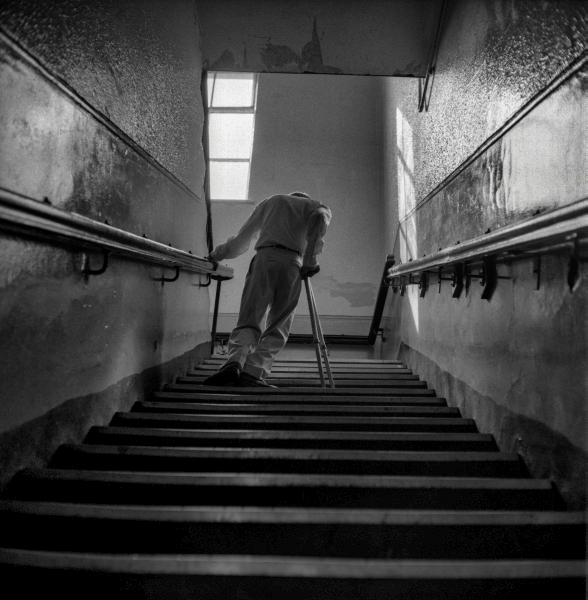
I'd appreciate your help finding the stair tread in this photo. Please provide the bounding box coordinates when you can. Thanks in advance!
[206,359,404,364]
[113,412,474,427]
[190,372,419,380]
[196,366,413,373]
[0,548,583,579]
[10,468,553,490]
[177,378,428,388]
[2,501,583,525]
[56,444,519,462]
[153,392,446,404]
[135,401,457,415]
[89,426,494,442]
[167,384,436,396]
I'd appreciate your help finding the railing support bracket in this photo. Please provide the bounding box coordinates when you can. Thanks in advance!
[81,250,109,276]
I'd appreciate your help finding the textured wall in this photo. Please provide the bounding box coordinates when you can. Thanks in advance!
[380,0,587,508]
[0,2,209,486]
[210,73,385,335]
[197,0,442,76]
[0,0,204,190]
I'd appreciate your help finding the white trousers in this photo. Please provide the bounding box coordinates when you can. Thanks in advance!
[223,247,302,379]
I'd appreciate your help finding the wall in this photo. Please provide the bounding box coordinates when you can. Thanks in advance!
[197,0,442,76]
[0,0,210,487]
[380,0,587,508]
[210,73,385,336]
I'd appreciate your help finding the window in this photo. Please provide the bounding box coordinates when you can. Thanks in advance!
[206,72,259,201]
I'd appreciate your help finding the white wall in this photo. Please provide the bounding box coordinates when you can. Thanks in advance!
[210,73,385,336]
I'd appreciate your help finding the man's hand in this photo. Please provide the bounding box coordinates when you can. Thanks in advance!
[300,264,320,279]
[206,254,219,269]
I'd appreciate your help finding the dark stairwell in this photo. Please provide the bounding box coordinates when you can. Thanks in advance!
[0,355,585,597]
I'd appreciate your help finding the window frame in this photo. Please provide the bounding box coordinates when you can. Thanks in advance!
[205,71,259,203]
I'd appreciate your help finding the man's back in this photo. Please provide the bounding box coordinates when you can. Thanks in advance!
[255,194,328,255]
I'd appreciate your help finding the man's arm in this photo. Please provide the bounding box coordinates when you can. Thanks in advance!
[209,199,268,262]
[302,204,332,270]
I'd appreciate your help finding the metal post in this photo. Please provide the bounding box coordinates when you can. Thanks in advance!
[210,279,222,357]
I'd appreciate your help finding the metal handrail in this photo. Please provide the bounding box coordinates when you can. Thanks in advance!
[387,198,588,280]
[367,254,396,345]
[0,186,234,279]
[366,198,587,342]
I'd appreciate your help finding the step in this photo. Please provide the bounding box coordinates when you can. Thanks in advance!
[133,401,459,417]
[177,377,428,388]
[3,469,562,510]
[206,358,404,364]
[196,365,414,373]
[0,550,583,598]
[190,371,419,380]
[85,427,499,451]
[152,392,447,406]
[49,445,527,478]
[1,502,583,558]
[165,384,437,396]
[110,412,477,433]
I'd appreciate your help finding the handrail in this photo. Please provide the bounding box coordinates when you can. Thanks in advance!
[0,186,234,280]
[366,198,587,341]
[367,254,396,345]
[387,198,587,278]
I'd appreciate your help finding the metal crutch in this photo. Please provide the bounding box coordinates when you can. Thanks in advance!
[304,277,335,388]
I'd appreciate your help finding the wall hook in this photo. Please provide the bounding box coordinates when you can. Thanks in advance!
[200,274,212,287]
[82,250,109,275]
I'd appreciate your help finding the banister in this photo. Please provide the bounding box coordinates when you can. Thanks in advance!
[387,198,588,280]
[367,254,396,345]
[367,198,587,344]
[0,186,234,280]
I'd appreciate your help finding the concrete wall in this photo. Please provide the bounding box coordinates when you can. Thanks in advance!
[210,73,385,336]
[197,0,443,76]
[0,0,210,487]
[380,0,587,508]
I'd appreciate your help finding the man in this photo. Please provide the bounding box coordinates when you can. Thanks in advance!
[205,192,331,387]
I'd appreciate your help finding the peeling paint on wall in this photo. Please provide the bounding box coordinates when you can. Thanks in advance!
[198,0,442,76]
[313,274,376,308]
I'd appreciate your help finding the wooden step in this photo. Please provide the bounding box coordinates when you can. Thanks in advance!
[152,392,447,406]
[0,550,583,598]
[85,427,499,451]
[133,401,459,417]
[110,412,477,433]
[165,384,437,396]
[3,469,562,510]
[49,445,527,477]
[1,502,583,559]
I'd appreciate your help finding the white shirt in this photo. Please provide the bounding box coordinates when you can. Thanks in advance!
[210,194,332,268]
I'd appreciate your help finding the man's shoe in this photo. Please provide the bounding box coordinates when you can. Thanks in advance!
[236,372,277,388]
[202,361,241,386]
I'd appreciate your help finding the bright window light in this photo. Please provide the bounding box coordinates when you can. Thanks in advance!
[206,72,258,200]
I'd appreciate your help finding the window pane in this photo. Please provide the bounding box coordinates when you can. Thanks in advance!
[209,113,254,159]
[209,161,250,200]
[210,72,255,107]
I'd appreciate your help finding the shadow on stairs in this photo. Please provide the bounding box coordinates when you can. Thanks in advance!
[0,355,585,598]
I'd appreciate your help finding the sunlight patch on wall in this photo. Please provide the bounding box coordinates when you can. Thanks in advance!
[396,107,417,263]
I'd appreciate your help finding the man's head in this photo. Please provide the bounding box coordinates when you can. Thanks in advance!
[289,191,310,198]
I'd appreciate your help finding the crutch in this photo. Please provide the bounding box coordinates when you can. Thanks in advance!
[304,277,335,388]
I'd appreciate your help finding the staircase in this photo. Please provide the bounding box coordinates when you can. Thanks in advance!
[1,355,585,598]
